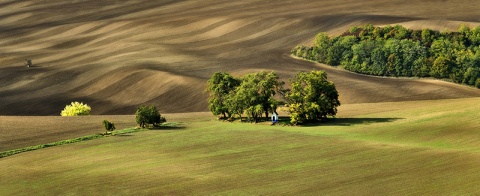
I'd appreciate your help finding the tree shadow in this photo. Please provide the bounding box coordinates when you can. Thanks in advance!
[149,122,186,131]
[149,126,185,131]
[222,116,402,127]
[300,117,403,127]
[114,134,135,137]
[113,123,185,136]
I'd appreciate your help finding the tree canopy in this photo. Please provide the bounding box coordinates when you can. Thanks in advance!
[206,71,282,123]
[206,72,240,119]
[135,105,166,128]
[234,71,282,122]
[285,70,340,125]
[207,70,340,125]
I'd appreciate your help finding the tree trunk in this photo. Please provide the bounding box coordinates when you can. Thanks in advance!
[252,112,258,123]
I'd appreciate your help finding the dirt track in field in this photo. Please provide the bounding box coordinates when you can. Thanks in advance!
[1,1,480,150]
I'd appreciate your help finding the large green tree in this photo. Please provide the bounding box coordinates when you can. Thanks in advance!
[206,72,240,119]
[233,71,282,123]
[207,71,282,122]
[286,70,340,125]
[135,105,166,128]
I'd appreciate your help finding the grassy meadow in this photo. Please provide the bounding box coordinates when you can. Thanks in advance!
[1,98,480,195]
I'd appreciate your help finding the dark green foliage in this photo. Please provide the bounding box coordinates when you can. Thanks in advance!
[207,71,283,123]
[206,72,240,119]
[135,105,166,128]
[431,56,451,78]
[235,71,282,123]
[207,70,340,125]
[102,120,115,134]
[291,24,480,88]
[285,70,340,125]
[314,33,331,62]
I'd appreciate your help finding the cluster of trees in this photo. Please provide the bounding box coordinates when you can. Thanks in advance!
[206,70,340,124]
[292,24,480,88]
[207,71,282,123]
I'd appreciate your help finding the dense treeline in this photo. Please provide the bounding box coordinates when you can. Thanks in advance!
[291,24,480,88]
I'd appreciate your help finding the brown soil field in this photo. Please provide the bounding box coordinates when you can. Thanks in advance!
[1,0,480,116]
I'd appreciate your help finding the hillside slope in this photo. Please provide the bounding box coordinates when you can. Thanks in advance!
[1,0,480,115]
[2,97,480,194]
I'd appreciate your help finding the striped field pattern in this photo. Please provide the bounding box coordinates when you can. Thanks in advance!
[1,0,480,115]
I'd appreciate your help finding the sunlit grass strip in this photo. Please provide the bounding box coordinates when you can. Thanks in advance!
[0,123,181,158]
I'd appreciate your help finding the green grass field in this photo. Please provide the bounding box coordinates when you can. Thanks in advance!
[1,98,480,195]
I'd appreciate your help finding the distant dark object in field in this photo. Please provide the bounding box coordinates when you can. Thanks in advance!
[25,59,32,67]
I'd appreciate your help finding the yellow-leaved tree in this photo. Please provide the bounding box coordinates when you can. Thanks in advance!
[60,102,91,116]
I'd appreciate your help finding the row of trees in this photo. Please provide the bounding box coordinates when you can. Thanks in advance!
[291,24,480,88]
[206,70,340,124]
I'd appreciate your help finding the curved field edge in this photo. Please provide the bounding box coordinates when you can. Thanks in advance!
[1,98,480,195]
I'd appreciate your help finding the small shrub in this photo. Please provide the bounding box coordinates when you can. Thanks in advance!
[135,105,166,128]
[60,102,91,116]
[102,120,115,134]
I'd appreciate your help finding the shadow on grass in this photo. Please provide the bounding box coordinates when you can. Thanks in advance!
[114,134,135,137]
[114,124,185,136]
[148,122,186,131]
[149,126,185,131]
[299,117,404,127]
[221,117,402,127]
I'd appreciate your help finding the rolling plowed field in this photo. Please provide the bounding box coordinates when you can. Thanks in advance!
[2,0,480,116]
